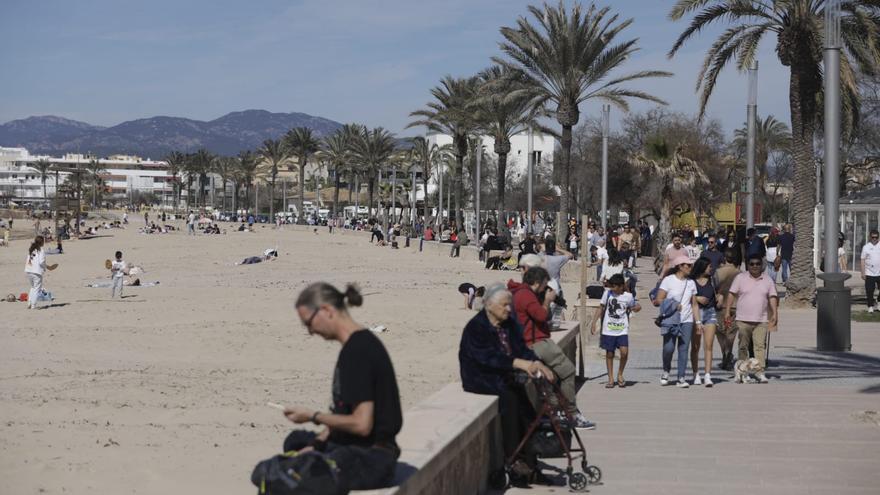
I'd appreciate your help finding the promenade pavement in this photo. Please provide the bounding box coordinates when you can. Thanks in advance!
[503,257,880,495]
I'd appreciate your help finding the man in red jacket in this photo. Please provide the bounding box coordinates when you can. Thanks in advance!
[507,267,596,430]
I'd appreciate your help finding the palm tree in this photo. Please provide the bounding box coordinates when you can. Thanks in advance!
[319,128,354,218]
[351,127,398,220]
[33,159,52,201]
[236,151,260,214]
[409,76,480,229]
[410,137,453,225]
[258,138,290,220]
[471,65,547,216]
[284,127,321,224]
[630,137,709,254]
[212,156,237,212]
[733,115,791,201]
[187,149,213,207]
[85,159,106,208]
[668,0,880,304]
[164,151,186,210]
[495,2,671,231]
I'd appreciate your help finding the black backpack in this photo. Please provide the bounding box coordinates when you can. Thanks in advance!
[251,451,344,495]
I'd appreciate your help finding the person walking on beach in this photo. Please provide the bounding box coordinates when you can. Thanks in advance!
[280,283,402,491]
[144,211,149,226]
[591,274,640,388]
[861,229,880,313]
[723,253,778,383]
[110,251,127,299]
[24,235,57,309]
[653,255,699,388]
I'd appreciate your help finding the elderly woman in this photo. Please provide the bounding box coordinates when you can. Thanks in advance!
[459,283,553,485]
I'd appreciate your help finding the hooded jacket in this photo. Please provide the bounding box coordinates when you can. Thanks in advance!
[507,279,550,345]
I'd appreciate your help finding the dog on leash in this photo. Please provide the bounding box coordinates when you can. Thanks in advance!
[733,358,761,383]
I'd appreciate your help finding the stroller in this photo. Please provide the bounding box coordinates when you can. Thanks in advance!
[489,374,602,491]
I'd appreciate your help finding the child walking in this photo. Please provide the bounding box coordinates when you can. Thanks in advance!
[110,251,127,299]
[591,273,641,388]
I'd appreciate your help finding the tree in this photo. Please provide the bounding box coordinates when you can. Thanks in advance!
[187,149,214,207]
[258,138,290,220]
[235,151,260,214]
[409,76,480,229]
[85,159,106,208]
[164,151,186,209]
[471,65,546,216]
[351,127,398,220]
[319,127,356,218]
[410,137,453,225]
[733,115,792,209]
[630,137,709,254]
[212,156,237,212]
[285,127,321,223]
[495,1,671,237]
[33,159,52,201]
[668,0,880,304]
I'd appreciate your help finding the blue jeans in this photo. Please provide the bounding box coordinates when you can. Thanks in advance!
[766,261,778,283]
[662,323,694,380]
[780,259,791,282]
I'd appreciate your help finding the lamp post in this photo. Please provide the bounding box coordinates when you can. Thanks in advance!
[600,105,610,230]
[475,138,482,238]
[746,61,758,229]
[527,126,534,233]
[817,0,851,352]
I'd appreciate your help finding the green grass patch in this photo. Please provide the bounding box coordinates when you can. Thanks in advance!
[852,311,880,323]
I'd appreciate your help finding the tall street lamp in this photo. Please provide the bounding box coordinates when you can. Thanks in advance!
[600,105,610,230]
[746,61,758,229]
[817,0,851,352]
[527,126,534,233]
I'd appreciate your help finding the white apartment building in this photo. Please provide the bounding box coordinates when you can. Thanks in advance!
[425,130,556,179]
[0,147,171,204]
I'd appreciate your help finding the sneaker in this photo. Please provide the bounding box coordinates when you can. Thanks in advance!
[756,373,769,383]
[869,306,876,314]
[660,372,670,386]
[704,373,714,387]
[572,412,597,430]
[693,373,702,386]
[676,379,690,388]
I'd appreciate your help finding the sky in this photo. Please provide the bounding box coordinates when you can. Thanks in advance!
[0,0,792,138]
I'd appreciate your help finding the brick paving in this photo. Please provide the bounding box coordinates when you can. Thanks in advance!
[501,258,880,494]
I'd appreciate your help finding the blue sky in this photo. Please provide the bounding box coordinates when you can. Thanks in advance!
[0,0,791,137]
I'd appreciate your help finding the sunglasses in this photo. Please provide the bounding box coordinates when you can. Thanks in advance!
[748,262,763,267]
[872,236,879,240]
[303,307,320,333]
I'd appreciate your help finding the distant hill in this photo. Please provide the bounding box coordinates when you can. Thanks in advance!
[0,110,343,158]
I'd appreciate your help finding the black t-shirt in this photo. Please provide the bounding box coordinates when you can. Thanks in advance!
[329,330,402,447]
[779,232,794,260]
[520,238,537,254]
[700,249,724,272]
[695,278,716,309]
[458,283,476,295]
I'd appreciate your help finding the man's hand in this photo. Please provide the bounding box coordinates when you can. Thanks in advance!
[862,273,867,280]
[529,361,556,383]
[283,406,314,424]
[768,314,778,331]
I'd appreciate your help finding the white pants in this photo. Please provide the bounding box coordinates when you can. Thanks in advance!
[111,276,124,298]
[26,273,42,308]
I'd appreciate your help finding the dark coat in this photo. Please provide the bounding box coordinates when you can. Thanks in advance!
[459,309,537,396]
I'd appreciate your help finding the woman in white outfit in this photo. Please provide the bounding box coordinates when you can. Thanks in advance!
[24,236,57,309]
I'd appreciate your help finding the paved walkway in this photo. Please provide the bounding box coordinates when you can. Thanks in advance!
[502,259,880,494]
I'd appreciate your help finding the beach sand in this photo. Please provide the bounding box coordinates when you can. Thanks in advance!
[0,220,533,494]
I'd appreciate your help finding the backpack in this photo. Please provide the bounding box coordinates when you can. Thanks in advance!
[251,450,343,495]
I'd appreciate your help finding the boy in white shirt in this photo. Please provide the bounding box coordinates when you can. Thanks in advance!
[110,250,127,299]
[591,274,641,388]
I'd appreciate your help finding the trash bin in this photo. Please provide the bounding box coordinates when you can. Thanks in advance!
[816,273,852,352]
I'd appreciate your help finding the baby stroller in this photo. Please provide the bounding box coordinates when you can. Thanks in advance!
[489,374,602,491]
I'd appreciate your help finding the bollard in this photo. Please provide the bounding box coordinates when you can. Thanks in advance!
[816,272,852,351]
[405,236,410,248]
[419,237,423,252]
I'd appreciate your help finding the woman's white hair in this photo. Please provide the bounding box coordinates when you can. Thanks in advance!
[482,282,510,305]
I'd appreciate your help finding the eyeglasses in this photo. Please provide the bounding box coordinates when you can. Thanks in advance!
[303,308,320,333]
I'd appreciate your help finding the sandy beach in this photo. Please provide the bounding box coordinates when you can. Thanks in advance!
[0,219,534,494]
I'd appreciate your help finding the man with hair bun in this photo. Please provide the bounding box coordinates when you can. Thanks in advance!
[279,282,403,491]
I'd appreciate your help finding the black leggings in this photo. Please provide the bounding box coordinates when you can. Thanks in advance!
[283,430,398,491]
[497,384,537,464]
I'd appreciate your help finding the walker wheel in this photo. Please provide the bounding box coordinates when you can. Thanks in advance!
[568,472,588,491]
[489,469,509,490]
[585,465,602,484]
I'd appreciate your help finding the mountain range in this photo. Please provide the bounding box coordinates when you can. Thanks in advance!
[0,110,344,158]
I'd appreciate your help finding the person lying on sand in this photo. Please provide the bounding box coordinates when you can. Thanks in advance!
[237,249,279,265]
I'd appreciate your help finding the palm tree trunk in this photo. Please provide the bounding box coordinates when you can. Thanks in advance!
[270,172,276,221]
[558,123,574,244]
[368,176,376,219]
[298,157,306,224]
[333,168,341,218]
[497,151,508,215]
[42,178,47,201]
[454,154,464,230]
[422,177,430,224]
[786,64,819,306]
